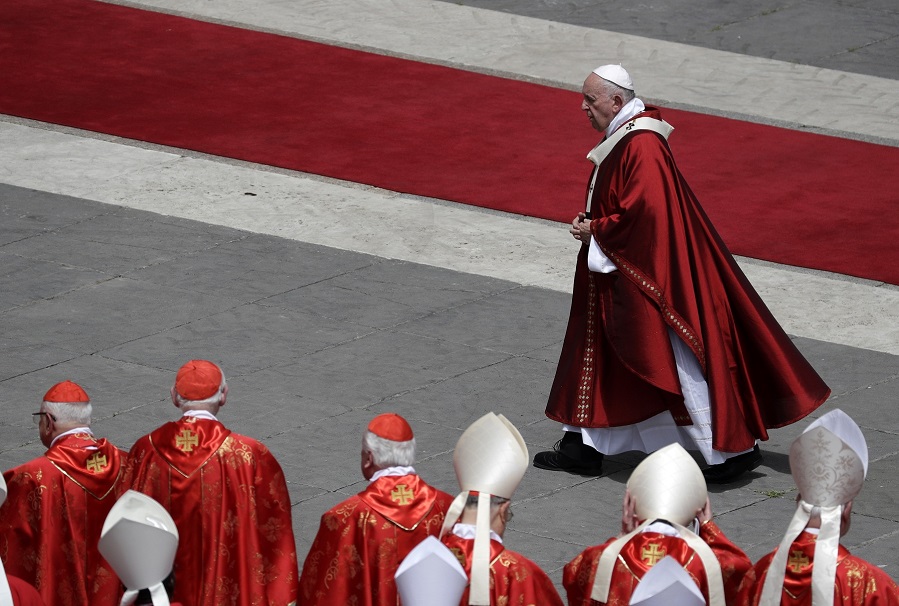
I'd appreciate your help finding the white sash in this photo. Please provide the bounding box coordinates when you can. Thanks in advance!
[590,519,725,606]
[585,117,674,216]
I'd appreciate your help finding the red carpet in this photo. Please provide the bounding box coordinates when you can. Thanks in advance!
[2,0,898,285]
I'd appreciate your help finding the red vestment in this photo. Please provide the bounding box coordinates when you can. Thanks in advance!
[7,574,47,606]
[546,107,830,452]
[0,433,123,606]
[563,521,751,606]
[120,416,299,606]
[299,473,453,606]
[441,533,564,606]
[737,531,899,605]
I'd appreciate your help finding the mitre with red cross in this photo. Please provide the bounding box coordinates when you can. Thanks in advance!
[99,490,179,606]
[759,409,868,606]
[591,444,726,606]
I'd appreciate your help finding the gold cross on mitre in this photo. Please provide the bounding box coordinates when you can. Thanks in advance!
[390,484,414,505]
[175,428,199,452]
[85,453,108,473]
[788,550,810,573]
[641,543,666,566]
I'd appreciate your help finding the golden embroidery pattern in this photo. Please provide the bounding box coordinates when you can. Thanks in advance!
[175,428,199,452]
[576,274,598,424]
[604,247,706,370]
[390,484,414,505]
[787,550,810,573]
[85,453,108,473]
[641,543,666,566]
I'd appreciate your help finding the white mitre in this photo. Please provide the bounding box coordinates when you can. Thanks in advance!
[439,412,528,606]
[0,475,13,606]
[591,444,725,606]
[759,409,867,606]
[629,555,706,606]
[593,64,634,90]
[395,536,468,606]
[99,490,180,606]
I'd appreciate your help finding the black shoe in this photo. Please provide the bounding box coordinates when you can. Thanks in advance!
[533,439,604,476]
[702,445,763,484]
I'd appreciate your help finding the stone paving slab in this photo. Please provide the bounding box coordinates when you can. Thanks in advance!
[4,0,899,593]
[3,186,897,590]
[434,0,899,80]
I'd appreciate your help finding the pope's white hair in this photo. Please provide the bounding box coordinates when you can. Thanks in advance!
[43,400,92,426]
[363,431,416,467]
[593,76,636,104]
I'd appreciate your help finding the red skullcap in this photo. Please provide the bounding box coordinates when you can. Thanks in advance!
[43,380,90,403]
[174,360,223,401]
[368,413,414,442]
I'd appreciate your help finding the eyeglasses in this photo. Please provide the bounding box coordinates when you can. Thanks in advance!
[31,412,56,425]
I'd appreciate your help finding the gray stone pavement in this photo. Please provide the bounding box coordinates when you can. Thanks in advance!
[2,0,899,597]
[1,183,898,591]
[434,0,899,80]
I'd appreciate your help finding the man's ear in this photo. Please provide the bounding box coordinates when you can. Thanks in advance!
[219,384,229,407]
[170,386,180,408]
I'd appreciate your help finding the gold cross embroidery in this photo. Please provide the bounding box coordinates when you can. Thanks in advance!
[85,453,108,473]
[391,484,414,505]
[788,550,810,573]
[175,428,199,452]
[641,543,666,566]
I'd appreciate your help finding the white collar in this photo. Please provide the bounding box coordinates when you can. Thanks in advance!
[451,523,503,544]
[50,426,93,448]
[370,466,416,482]
[183,410,217,421]
[643,520,682,537]
[606,97,646,138]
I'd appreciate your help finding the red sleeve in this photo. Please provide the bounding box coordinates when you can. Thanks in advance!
[493,551,564,606]
[563,543,607,606]
[700,521,754,603]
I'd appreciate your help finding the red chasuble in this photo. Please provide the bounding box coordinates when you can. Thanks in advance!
[546,107,830,452]
[7,575,46,606]
[441,533,564,606]
[563,521,751,606]
[120,417,299,606]
[299,474,452,606]
[0,433,123,606]
[737,531,899,605]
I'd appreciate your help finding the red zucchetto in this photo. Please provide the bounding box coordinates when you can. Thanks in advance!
[43,380,90,403]
[174,360,223,401]
[368,413,414,442]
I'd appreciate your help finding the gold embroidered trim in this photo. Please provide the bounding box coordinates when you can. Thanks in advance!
[49,460,120,500]
[575,274,598,424]
[603,248,706,369]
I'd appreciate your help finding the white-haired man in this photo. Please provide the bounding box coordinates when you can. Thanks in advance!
[537,63,830,483]
[120,360,299,606]
[737,409,899,605]
[0,380,123,606]
[300,413,453,606]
